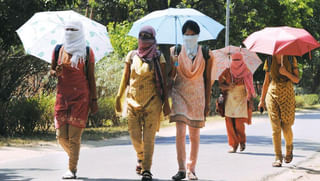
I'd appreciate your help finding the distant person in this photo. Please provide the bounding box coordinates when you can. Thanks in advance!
[50,20,98,179]
[258,54,299,167]
[218,52,255,153]
[115,26,170,181]
[170,20,216,180]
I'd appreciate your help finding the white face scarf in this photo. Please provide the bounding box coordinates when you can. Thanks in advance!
[64,21,86,69]
[183,34,199,60]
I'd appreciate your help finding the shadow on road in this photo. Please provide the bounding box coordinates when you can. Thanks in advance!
[289,166,320,175]
[84,134,320,152]
[0,168,56,181]
[295,113,320,119]
[238,152,304,158]
[78,178,214,181]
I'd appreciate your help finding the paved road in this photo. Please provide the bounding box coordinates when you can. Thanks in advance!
[0,110,319,181]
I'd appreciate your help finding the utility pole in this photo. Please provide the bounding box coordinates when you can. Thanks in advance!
[225,0,230,47]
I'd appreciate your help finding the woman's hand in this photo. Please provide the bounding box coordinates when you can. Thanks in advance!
[163,101,171,116]
[55,65,63,77]
[258,99,266,112]
[279,66,289,76]
[115,95,122,113]
[90,100,98,114]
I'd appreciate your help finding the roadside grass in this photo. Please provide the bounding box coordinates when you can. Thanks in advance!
[1,104,319,147]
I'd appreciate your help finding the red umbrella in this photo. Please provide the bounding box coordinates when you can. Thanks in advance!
[243,26,320,57]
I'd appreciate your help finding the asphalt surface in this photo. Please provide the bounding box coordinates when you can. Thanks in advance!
[0,110,319,181]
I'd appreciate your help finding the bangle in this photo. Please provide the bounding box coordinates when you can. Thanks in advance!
[92,98,97,101]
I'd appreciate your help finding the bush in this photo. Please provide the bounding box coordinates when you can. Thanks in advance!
[7,97,41,135]
[36,94,55,132]
[295,94,320,108]
[295,95,305,108]
[95,53,124,97]
[302,94,319,106]
[88,96,122,128]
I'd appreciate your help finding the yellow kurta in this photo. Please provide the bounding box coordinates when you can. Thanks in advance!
[124,50,166,171]
[126,51,166,109]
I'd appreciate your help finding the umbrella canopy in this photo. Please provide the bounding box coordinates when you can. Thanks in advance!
[213,45,262,80]
[128,8,224,44]
[243,26,320,56]
[16,10,113,63]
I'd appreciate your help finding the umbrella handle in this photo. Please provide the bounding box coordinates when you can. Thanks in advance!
[281,55,284,66]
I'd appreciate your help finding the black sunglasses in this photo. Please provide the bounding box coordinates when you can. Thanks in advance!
[139,32,154,39]
[65,28,79,31]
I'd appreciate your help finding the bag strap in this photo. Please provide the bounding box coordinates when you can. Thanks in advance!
[54,44,90,79]
[84,46,90,80]
[201,45,210,63]
[54,44,63,64]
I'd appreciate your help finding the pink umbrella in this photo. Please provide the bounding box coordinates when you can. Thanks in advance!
[212,45,262,80]
[243,26,320,57]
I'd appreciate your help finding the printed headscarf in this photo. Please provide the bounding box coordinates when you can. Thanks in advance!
[137,26,159,62]
[230,52,256,99]
[64,20,86,69]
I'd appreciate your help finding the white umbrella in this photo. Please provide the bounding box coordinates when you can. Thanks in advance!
[128,8,224,44]
[16,10,113,63]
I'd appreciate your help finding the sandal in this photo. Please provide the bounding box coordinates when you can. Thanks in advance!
[228,145,238,153]
[172,171,186,180]
[141,170,153,181]
[240,143,246,152]
[272,160,282,167]
[284,154,293,163]
[136,160,142,175]
[284,145,293,163]
[187,171,198,180]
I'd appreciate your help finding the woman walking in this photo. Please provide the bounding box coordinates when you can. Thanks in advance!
[258,54,299,167]
[170,20,216,180]
[218,52,255,153]
[115,26,170,181]
[50,20,98,179]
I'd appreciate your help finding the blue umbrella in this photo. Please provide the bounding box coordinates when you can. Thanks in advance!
[128,8,224,45]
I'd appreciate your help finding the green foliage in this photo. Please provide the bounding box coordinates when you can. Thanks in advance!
[295,94,320,108]
[107,21,137,57]
[295,95,305,108]
[302,94,319,106]
[88,96,123,128]
[36,94,55,132]
[7,97,41,135]
[95,53,125,97]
